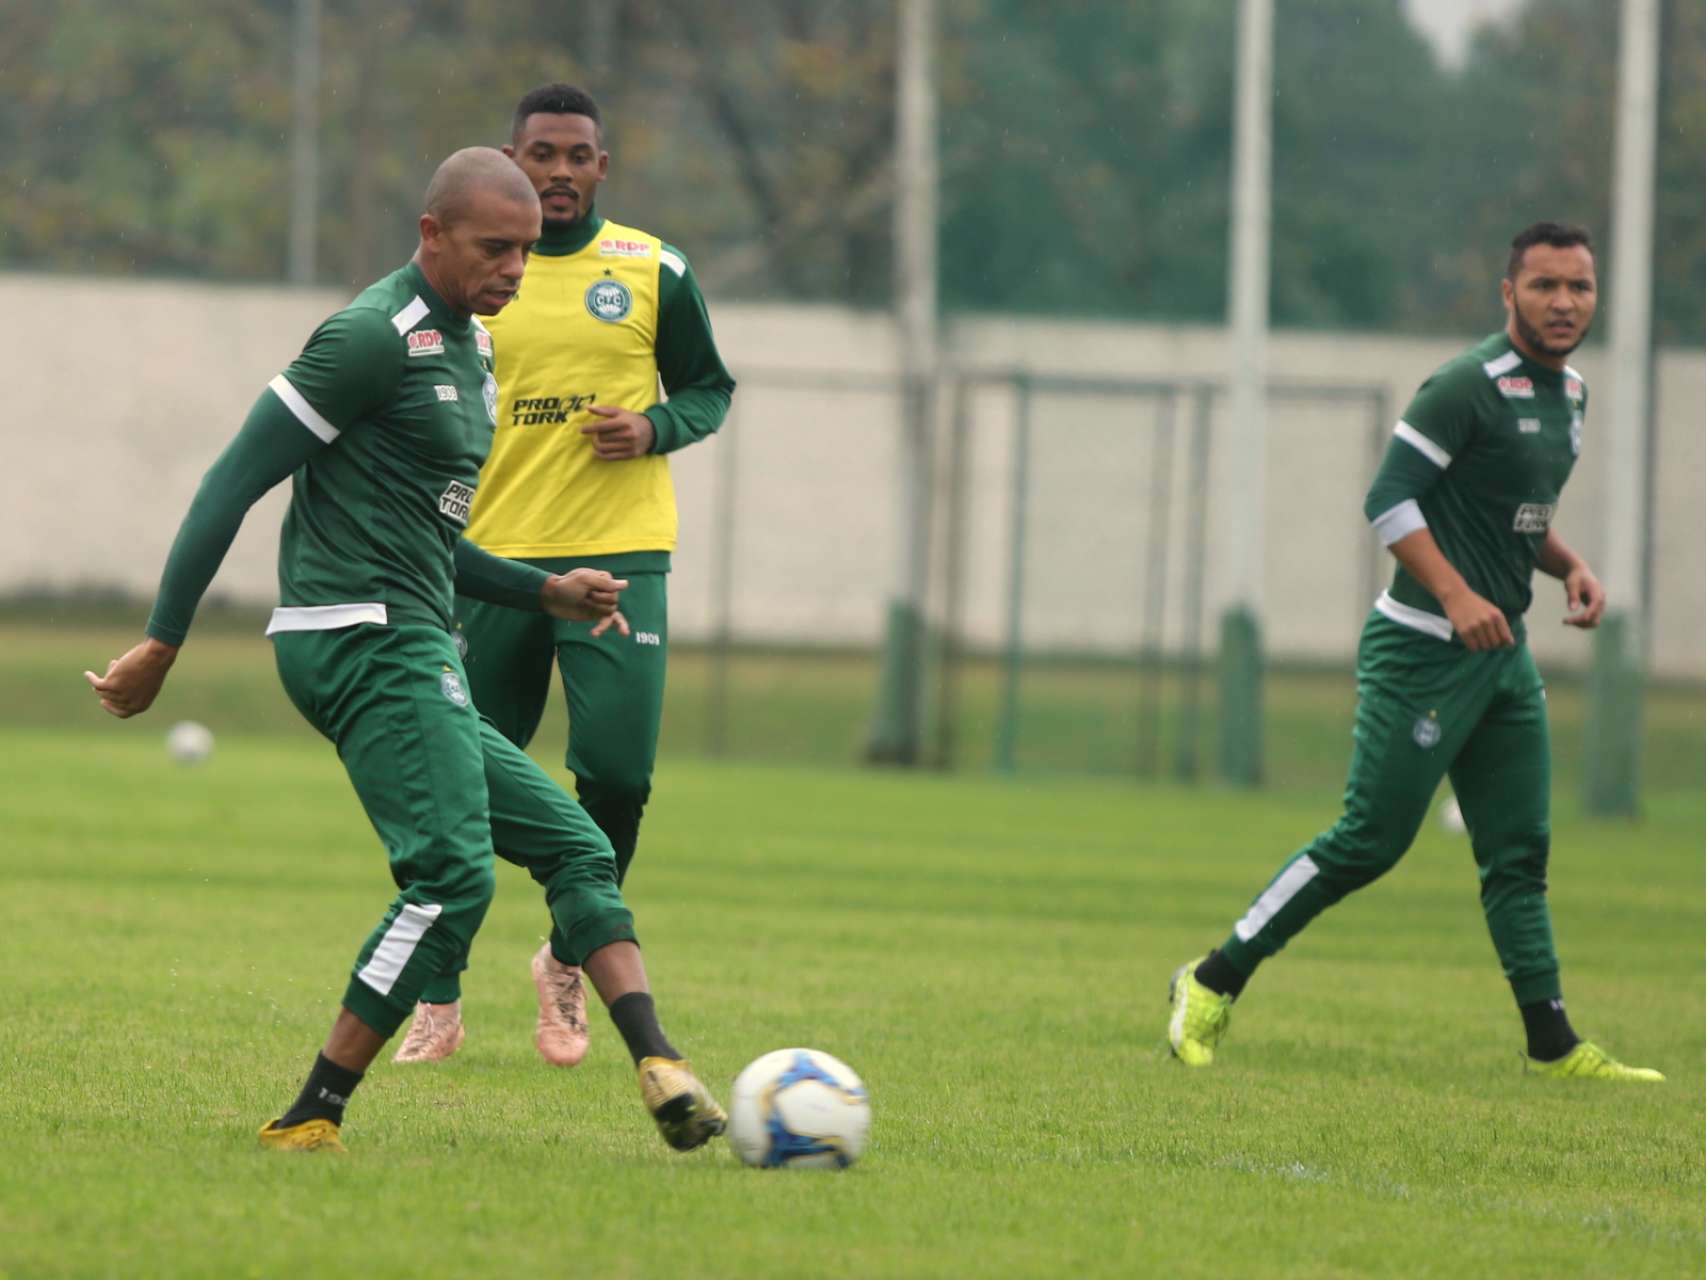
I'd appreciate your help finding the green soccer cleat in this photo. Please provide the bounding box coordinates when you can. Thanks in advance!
[1525,1040,1665,1083]
[1168,957,1234,1067]
[637,1056,728,1152]
[258,1117,347,1153]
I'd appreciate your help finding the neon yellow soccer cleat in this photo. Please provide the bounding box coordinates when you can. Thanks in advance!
[1168,957,1234,1067]
[637,1057,728,1152]
[1525,1040,1665,1083]
[258,1117,347,1152]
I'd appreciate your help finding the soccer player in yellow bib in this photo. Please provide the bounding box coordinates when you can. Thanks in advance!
[394,85,735,1067]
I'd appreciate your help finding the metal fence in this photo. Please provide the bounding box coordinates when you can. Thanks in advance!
[672,368,1388,779]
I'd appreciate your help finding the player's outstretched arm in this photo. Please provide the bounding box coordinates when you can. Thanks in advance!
[451,542,629,637]
[453,536,553,608]
[81,382,337,718]
[1536,529,1605,629]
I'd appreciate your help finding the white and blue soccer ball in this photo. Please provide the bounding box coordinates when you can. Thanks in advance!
[728,1048,871,1169]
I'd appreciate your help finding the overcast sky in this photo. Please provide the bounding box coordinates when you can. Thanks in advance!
[1401,0,1528,68]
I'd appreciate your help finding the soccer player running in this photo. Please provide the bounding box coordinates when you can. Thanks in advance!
[394,84,735,1068]
[1167,222,1663,1082]
[84,147,728,1152]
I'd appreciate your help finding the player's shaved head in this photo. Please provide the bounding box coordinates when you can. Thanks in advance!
[414,147,541,317]
[424,146,539,228]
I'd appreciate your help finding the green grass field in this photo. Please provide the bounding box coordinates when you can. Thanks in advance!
[3,621,1703,1278]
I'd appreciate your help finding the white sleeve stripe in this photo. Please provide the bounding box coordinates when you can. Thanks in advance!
[267,373,340,443]
[390,295,431,335]
[1371,499,1427,546]
[1393,420,1451,468]
[1481,349,1522,378]
[659,249,686,278]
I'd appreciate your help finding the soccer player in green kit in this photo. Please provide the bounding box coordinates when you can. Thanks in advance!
[84,147,728,1152]
[394,85,735,1068]
[1167,222,1663,1082]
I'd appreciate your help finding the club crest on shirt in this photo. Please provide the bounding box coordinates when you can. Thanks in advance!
[452,628,469,660]
[1412,715,1441,749]
[483,374,499,425]
[1496,375,1534,399]
[585,277,633,323]
[407,329,445,358]
[440,668,468,707]
[1570,412,1583,457]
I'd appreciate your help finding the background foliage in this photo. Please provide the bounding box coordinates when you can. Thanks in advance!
[4,0,1705,339]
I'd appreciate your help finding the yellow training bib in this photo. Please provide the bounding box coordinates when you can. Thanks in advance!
[466,220,676,556]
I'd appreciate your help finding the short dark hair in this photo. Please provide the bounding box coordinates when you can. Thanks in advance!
[511,83,602,143]
[1507,222,1594,279]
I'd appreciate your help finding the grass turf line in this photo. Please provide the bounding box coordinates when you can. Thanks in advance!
[1,722,1702,1278]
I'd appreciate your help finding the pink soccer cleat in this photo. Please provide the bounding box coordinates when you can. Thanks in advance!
[531,943,590,1067]
[391,1000,465,1064]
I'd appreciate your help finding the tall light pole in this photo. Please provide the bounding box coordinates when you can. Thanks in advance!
[867,0,938,765]
[287,0,321,285]
[1585,0,1661,815]
[1219,0,1274,786]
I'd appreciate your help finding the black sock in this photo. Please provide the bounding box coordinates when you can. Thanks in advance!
[608,992,680,1064]
[1520,998,1579,1061]
[1193,949,1248,999]
[273,1052,364,1130]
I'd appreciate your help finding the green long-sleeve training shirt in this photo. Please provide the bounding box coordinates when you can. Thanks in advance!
[146,261,549,647]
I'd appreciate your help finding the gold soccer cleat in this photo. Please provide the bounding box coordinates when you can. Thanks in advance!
[258,1117,347,1153]
[638,1056,728,1152]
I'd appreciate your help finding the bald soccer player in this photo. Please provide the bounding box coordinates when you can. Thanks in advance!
[85,147,727,1154]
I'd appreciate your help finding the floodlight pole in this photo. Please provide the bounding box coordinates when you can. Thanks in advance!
[867,0,938,765]
[287,0,321,285]
[1218,0,1273,787]
[1585,0,1661,816]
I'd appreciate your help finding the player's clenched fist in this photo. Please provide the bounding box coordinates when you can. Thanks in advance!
[542,568,631,637]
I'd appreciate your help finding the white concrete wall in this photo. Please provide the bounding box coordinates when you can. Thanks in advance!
[4,273,1699,678]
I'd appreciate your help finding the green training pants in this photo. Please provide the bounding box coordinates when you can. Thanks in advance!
[417,570,665,1004]
[1219,612,1563,1007]
[273,623,635,1038]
